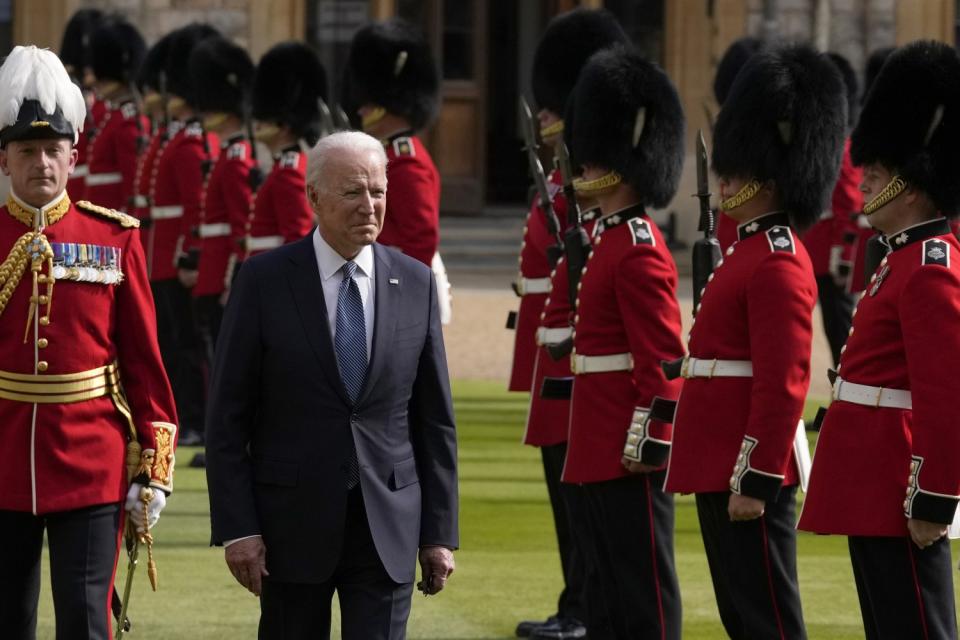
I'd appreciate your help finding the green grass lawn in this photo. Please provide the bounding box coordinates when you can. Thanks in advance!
[35,381,958,638]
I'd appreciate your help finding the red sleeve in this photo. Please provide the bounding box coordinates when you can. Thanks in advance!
[173,140,210,260]
[223,158,253,242]
[115,117,146,212]
[831,141,864,253]
[901,261,960,523]
[382,155,439,266]
[114,227,179,491]
[738,249,815,500]
[271,168,314,243]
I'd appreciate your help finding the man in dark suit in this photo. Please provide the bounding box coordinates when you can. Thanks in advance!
[206,130,459,640]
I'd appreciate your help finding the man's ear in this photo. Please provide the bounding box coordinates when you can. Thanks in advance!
[306,185,319,207]
[0,148,10,176]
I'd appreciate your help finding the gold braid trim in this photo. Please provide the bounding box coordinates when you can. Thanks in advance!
[6,194,70,227]
[719,179,762,211]
[863,175,906,216]
[573,171,623,197]
[540,120,564,138]
[75,200,140,228]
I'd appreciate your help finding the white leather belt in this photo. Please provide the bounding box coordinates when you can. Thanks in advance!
[245,235,284,251]
[537,326,572,346]
[131,194,149,208]
[832,377,912,409]
[516,277,551,295]
[85,172,122,186]
[682,356,753,378]
[72,164,89,178]
[197,222,231,238]
[571,352,632,375]
[151,205,184,220]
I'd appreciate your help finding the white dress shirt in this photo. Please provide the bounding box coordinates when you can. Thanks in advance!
[312,227,375,359]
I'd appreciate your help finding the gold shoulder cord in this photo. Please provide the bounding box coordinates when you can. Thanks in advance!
[719,179,762,211]
[863,175,906,216]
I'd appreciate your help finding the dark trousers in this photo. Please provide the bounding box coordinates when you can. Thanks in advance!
[0,504,122,640]
[194,294,224,365]
[259,488,414,640]
[849,535,957,640]
[815,274,854,367]
[581,473,681,640]
[696,487,806,640]
[152,278,206,435]
[540,442,587,623]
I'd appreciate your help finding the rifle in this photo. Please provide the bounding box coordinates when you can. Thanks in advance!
[333,104,352,131]
[519,97,563,267]
[692,129,722,314]
[317,96,336,138]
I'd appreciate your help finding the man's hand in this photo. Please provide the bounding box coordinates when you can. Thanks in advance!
[728,493,765,521]
[225,536,269,596]
[908,518,947,549]
[417,546,455,595]
[124,483,166,532]
[177,268,198,288]
[219,287,231,307]
[621,457,659,474]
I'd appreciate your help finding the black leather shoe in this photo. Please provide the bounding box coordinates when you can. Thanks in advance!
[530,618,587,640]
[516,615,559,638]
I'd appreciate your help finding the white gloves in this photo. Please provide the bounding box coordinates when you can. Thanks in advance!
[125,483,166,532]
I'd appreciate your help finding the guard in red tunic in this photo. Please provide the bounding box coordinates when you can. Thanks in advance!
[512,10,628,640]
[245,42,326,259]
[59,8,104,203]
[146,24,220,446]
[665,45,846,640]
[345,18,452,323]
[84,17,148,212]
[189,36,255,353]
[799,41,960,639]
[0,46,177,639]
[562,45,686,640]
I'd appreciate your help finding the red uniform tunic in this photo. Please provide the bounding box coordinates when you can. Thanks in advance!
[563,206,684,483]
[129,126,165,223]
[0,194,178,514]
[665,212,815,497]
[509,170,566,392]
[84,100,148,212]
[146,120,218,281]
[244,146,312,258]
[522,209,598,447]
[717,210,738,253]
[68,98,109,202]
[799,218,960,535]
[194,134,253,297]
[378,134,440,266]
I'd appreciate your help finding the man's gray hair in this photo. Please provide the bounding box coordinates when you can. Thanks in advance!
[306,130,388,192]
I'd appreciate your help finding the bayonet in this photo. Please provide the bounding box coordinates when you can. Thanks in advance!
[317,96,335,138]
[691,129,723,314]
[520,97,563,255]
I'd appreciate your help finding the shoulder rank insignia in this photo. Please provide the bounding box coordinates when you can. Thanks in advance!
[922,238,950,267]
[629,218,655,246]
[227,142,247,161]
[185,121,203,138]
[766,226,795,254]
[76,200,140,229]
[392,137,415,157]
[279,150,300,169]
[121,101,138,120]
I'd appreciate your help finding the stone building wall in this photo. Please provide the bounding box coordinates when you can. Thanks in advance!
[74,0,251,46]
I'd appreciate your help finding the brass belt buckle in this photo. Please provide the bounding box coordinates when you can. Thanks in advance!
[680,356,691,379]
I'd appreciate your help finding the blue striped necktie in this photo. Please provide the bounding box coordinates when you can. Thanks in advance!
[335,260,366,488]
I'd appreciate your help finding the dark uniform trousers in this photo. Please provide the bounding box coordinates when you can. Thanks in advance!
[815,274,854,367]
[194,294,224,364]
[259,488,414,640]
[695,487,806,640]
[0,504,122,640]
[581,472,681,640]
[848,535,957,640]
[151,279,206,436]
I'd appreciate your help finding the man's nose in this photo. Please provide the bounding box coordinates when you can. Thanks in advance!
[358,190,375,213]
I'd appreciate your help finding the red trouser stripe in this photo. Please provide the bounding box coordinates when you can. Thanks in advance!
[906,538,931,640]
[760,518,786,640]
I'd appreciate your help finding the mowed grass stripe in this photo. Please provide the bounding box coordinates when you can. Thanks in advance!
[33,380,958,638]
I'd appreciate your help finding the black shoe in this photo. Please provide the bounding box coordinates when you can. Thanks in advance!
[516,615,559,638]
[530,618,587,640]
[178,430,204,446]
[188,452,206,468]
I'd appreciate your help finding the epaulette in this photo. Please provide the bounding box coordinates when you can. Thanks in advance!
[922,238,950,267]
[121,101,138,120]
[185,121,203,138]
[279,150,300,169]
[75,200,140,229]
[392,136,415,157]
[766,226,795,254]
[227,142,247,161]
[629,218,655,246]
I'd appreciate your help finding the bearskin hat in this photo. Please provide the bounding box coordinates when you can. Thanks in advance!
[89,16,145,85]
[565,45,685,209]
[851,40,960,216]
[531,8,629,116]
[164,23,220,104]
[713,36,763,106]
[712,44,846,229]
[862,46,894,105]
[253,42,327,145]
[59,9,103,78]
[345,18,438,131]
[189,36,254,117]
[827,52,859,128]
[137,32,173,94]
